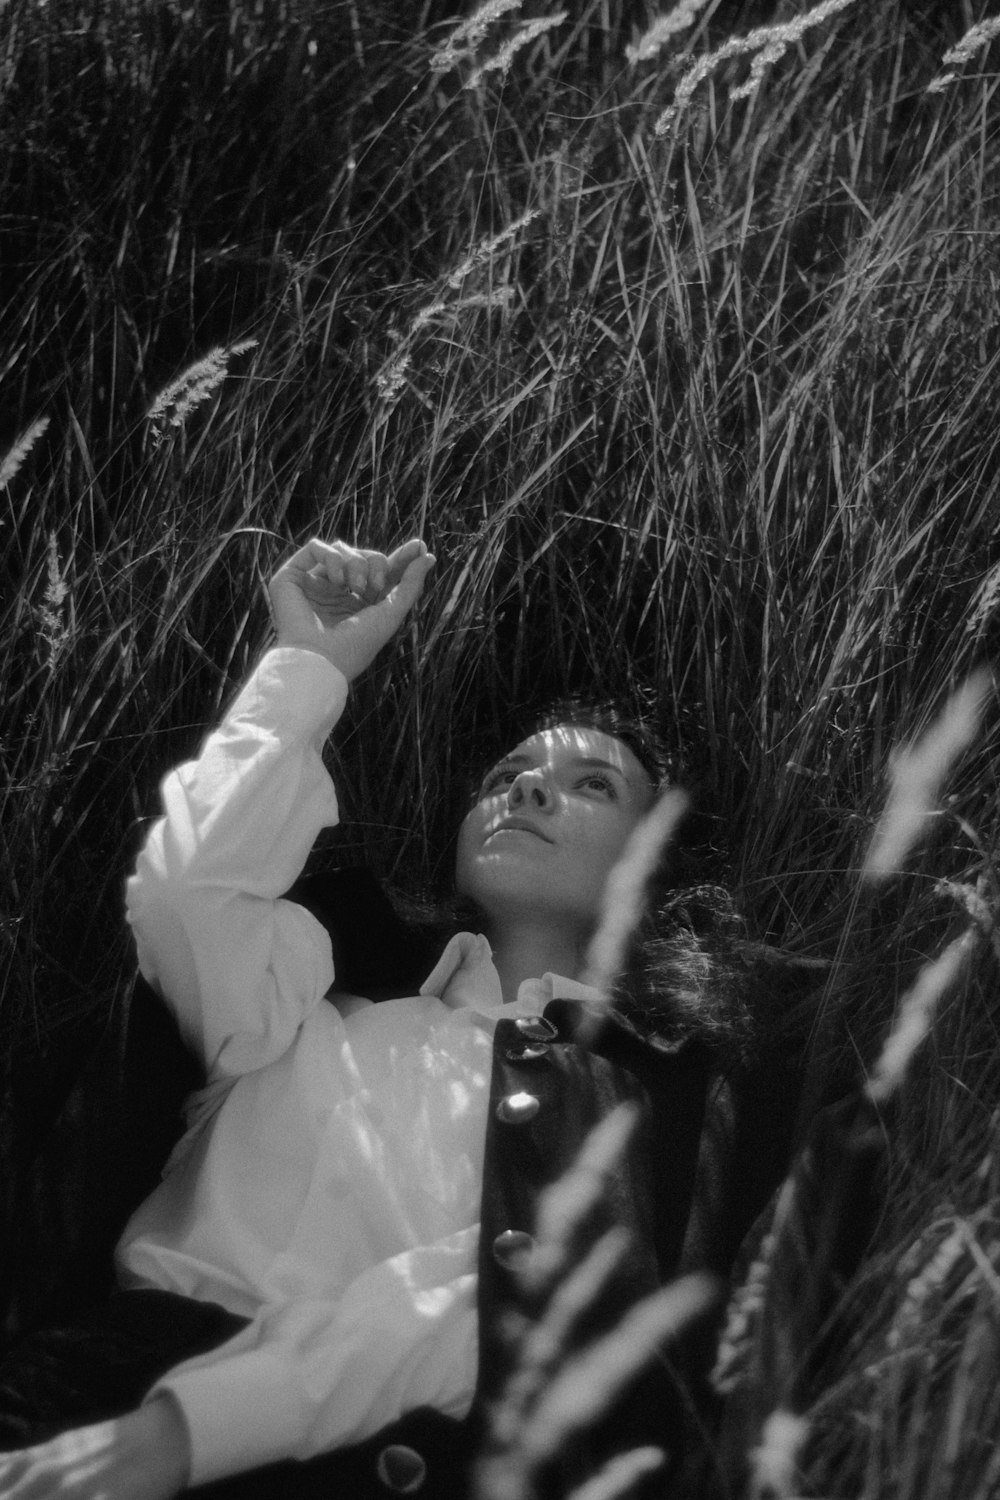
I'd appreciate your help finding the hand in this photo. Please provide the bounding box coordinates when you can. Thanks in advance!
[267,536,435,682]
[0,1396,189,1500]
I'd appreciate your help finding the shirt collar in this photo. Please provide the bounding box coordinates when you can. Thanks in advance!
[418,932,602,1015]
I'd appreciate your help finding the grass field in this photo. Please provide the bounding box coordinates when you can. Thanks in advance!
[3,0,1000,1493]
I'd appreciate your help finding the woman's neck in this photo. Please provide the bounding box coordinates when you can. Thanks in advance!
[486,920,587,1005]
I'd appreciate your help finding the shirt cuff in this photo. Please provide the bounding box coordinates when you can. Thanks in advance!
[231,647,348,747]
[148,1349,307,1487]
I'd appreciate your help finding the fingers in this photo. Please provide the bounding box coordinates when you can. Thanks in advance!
[385,538,429,585]
[381,550,436,624]
[303,540,374,599]
[272,538,430,604]
[268,536,435,678]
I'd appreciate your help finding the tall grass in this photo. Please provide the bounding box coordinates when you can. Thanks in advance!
[3,0,1000,1490]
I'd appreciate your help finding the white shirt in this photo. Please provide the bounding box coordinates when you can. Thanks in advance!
[117,648,598,1486]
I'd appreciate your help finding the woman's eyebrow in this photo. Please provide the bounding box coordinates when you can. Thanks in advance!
[572,755,628,781]
[484,752,530,773]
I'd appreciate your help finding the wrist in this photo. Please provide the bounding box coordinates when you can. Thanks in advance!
[273,635,355,679]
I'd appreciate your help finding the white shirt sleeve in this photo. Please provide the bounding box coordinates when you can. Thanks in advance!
[147,1232,480,1486]
[125,647,349,1079]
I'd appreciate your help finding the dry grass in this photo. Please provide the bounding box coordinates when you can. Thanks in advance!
[3,0,1000,1491]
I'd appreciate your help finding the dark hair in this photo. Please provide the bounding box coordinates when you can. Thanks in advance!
[526,695,676,793]
[610,884,824,1072]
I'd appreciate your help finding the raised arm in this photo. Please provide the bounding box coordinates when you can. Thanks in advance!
[267,535,435,680]
[126,537,435,1079]
[0,539,436,1500]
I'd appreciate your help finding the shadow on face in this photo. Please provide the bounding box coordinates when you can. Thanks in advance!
[454,724,658,936]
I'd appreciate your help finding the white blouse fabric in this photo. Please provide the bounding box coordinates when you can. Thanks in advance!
[116,647,597,1487]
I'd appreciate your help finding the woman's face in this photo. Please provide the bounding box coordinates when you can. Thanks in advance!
[454,723,657,936]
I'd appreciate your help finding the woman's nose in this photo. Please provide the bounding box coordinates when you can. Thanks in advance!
[507,770,552,809]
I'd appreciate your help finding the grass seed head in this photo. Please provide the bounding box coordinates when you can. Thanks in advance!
[862,669,992,882]
[965,559,1000,637]
[528,1105,640,1291]
[654,0,858,134]
[865,928,977,1105]
[429,0,523,75]
[748,1408,810,1500]
[581,788,689,1005]
[465,14,568,90]
[626,0,716,65]
[37,531,70,668]
[563,1447,666,1500]
[943,17,1000,70]
[928,19,1000,93]
[887,1222,970,1352]
[446,211,538,291]
[0,415,50,489]
[521,1274,719,1467]
[147,339,258,435]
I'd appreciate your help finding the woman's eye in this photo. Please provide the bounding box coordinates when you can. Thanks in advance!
[482,766,517,793]
[581,774,615,796]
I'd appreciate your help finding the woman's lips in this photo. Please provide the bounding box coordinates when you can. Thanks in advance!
[490,819,553,843]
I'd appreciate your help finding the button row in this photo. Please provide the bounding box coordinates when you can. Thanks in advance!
[497,1015,556,1122]
[490,1020,548,1296]
[372,1026,555,1490]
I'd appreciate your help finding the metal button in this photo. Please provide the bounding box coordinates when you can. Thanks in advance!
[376,1444,426,1492]
[504,1042,550,1063]
[514,1015,558,1041]
[492,1229,535,1269]
[496,1091,540,1125]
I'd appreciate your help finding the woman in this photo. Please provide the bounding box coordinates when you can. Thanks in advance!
[0,538,806,1500]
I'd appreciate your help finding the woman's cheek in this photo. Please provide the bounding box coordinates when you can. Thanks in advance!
[454,808,488,894]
